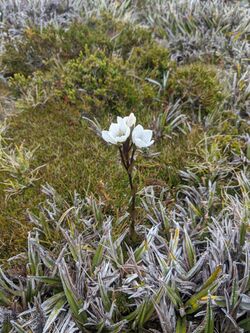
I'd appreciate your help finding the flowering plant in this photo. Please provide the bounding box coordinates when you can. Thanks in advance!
[102,113,154,239]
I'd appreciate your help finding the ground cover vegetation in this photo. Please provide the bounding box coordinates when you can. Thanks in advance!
[0,0,249,332]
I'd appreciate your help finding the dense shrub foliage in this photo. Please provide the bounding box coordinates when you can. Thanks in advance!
[168,63,224,116]
[2,17,153,77]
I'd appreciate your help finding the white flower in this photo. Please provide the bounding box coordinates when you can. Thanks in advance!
[102,118,130,144]
[123,113,136,127]
[132,125,154,148]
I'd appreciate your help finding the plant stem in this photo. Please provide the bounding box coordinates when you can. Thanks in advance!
[119,146,128,169]
[119,145,137,240]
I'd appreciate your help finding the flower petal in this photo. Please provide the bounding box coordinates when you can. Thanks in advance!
[133,137,145,148]
[117,116,124,125]
[142,129,153,143]
[109,122,119,133]
[146,139,154,147]
[102,130,117,144]
[116,126,130,142]
[124,113,136,127]
[132,125,143,142]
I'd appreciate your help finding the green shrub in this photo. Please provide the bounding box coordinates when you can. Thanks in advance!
[128,43,171,80]
[168,63,224,116]
[3,26,63,76]
[83,14,153,58]
[58,49,157,115]
[5,17,167,116]
[2,15,154,77]
[9,48,159,116]
[9,71,57,108]
[2,22,112,77]
[112,23,152,59]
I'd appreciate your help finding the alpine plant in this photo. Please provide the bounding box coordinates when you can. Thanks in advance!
[102,113,154,240]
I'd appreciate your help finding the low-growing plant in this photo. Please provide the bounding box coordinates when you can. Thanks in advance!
[128,43,171,80]
[0,171,248,332]
[59,49,157,115]
[0,123,43,199]
[100,112,154,240]
[1,15,153,77]
[222,65,250,119]
[9,47,159,115]
[168,62,224,118]
[9,71,57,109]
[0,144,43,199]
[134,0,249,66]
[2,21,112,77]
[0,3,249,333]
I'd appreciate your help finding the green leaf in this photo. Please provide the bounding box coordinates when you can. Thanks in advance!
[230,277,239,308]
[136,287,164,327]
[42,298,66,332]
[165,284,183,309]
[42,292,66,311]
[92,241,105,271]
[58,261,87,328]
[185,265,222,313]
[205,295,214,333]
[98,276,111,313]
[201,265,222,291]
[0,267,22,297]
[247,139,250,160]
[184,228,196,268]
[0,290,11,306]
[240,222,247,247]
[134,240,148,262]
[31,276,62,287]
[124,308,139,322]
[239,317,250,332]
[176,316,187,333]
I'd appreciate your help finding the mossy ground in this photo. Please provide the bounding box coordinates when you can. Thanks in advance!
[0,15,248,259]
[0,101,203,258]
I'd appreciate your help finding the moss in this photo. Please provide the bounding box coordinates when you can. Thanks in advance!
[218,110,250,136]
[0,102,147,257]
[114,291,133,315]
[213,135,244,156]
[168,63,224,116]
[147,126,204,188]
[0,97,204,259]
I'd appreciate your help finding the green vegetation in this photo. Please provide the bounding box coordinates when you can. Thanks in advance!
[0,102,204,257]
[0,3,249,332]
[168,63,224,116]
[2,16,152,77]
